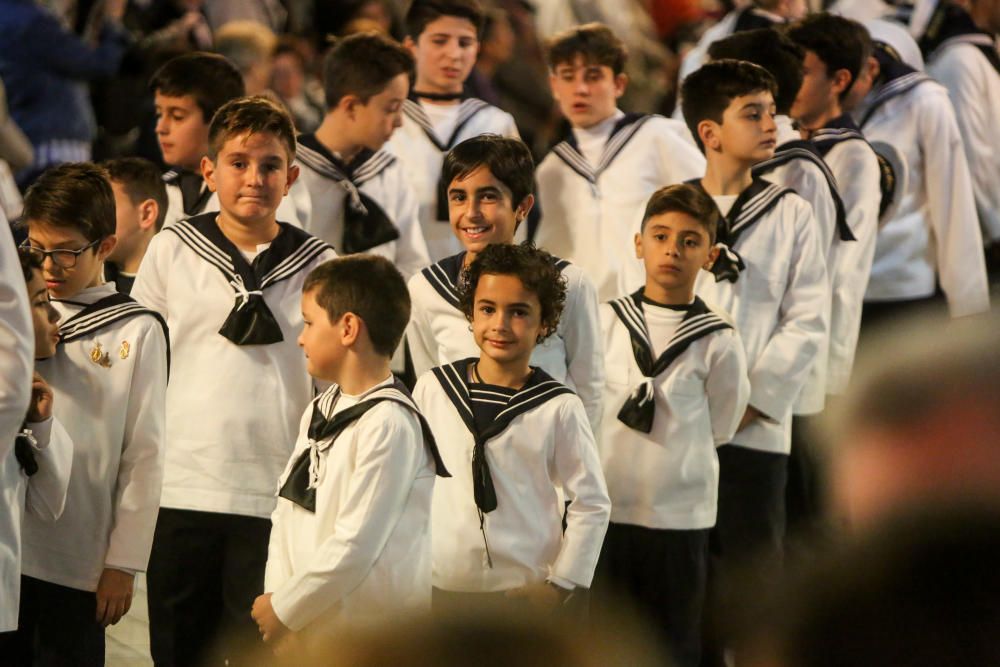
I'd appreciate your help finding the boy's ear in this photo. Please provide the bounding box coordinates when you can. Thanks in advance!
[97,235,118,262]
[340,311,363,347]
[514,194,535,227]
[201,155,217,192]
[138,199,159,232]
[403,35,417,54]
[613,72,629,99]
[284,163,299,194]
[698,119,721,153]
[634,231,644,259]
[831,68,854,97]
[704,243,720,271]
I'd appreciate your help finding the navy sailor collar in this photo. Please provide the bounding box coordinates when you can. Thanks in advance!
[919,3,1000,75]
[859,50,934,128]
[550,113,654,184]
[402,95,493,151]
[163,168,213,217]
[296,133,396,186]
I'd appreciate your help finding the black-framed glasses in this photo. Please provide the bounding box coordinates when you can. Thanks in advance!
[19,239,101,269]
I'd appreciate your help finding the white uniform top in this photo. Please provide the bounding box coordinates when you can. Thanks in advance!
[694,179,829,455]
[927,37,1000,244]
[295,134,431,280]
[162,169,312,229]
[23,284,168,591]
[132,215,336,518]
[0,417,73,631]
[533,113,706,301]
[413,361,610,592]
[406,252,605,433]
[0,219,32,465]
[385,97,519,262]
[854,68,989,316]
[599,294,749,530]
[265,376,438,633]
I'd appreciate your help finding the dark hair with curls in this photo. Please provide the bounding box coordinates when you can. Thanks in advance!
[458,243,567,343]
[546,22,628,75]
[443,135,535,209]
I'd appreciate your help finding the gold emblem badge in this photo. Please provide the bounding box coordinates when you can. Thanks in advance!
[90,342,112,368]
[119,340,130,360]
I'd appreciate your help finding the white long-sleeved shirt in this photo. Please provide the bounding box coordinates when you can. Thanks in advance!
[0,218,32,467]
[413,361,610,592]
[23,283,168,591]
[406,252,605,433]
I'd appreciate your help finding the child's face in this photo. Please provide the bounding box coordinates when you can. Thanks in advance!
[202,131,299,227]
[298,288,344,382]
[352,73,409,151]
[25,222,115,300]
[790,50,838,128]
[705,90,777,163]
[549,55,626,129]
[155,92,210,171]
[470,273,546,369]
[407,15,479,94]
[107,180,155,266]
[635,211,718,302]
[26,268,60,359]
[448,165,530,256]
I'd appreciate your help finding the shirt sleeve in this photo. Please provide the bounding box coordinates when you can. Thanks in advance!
[130,233,170,317]
[24,416,73,522]
[405,279,439,381]
[389,171,432,281]
[560,269,605,435]
[706,329,751,446]
[264,408,313,594]
[0,221,33,461]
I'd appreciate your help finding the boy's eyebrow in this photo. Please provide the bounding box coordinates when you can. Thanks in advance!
[740,101,767,111]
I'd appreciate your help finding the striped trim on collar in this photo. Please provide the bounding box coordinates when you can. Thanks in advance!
[551,114,655,184]
[57,293,166,344]
[296,140,396,187]
[402,98,492,151]
[860,71,934,128]
[420,252,572,312]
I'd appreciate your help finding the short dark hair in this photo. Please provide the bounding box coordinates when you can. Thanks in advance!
[208,95,297,161]
[323,32,415,109]
[458,243,567,342]
[23,163,116,242]
[104,158,169,231]
[405,0,484,39]
[149,52,246,124]
[787,13,872,100]
[641,184,719,243]
[443,135,534,208]
[708,28,804,115]
[681,59,778,152]
[303,255,410,357]
[18,247,42,283]
[546,22,628,75]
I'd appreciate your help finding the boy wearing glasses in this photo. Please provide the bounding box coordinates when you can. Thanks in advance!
[17,163,167,665]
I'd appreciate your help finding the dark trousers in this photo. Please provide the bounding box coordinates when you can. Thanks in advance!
[147,508,271,667]
[594,523,709,667]
[3,575,105,666]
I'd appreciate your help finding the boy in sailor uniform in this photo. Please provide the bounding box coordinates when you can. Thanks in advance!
[151,52,311,230]
[0,250,72,645]
[680,60,828,620]
[296,32,430,281]
[407,135,604,432]
[846,24,989,320]
[103,157,168,295]
[532,23,706,302]
[17,163,168,665]
[594,185,749,667]
[132,97,336,666]
[413,243,610,613]
[386,0,519,263]
[253,256,448,650]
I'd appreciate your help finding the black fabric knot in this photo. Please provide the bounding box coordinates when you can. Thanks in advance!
[710,242,746,284]
[617,378,656,433]
[15,427,38,477]
[342,189,401,253]
[218,279,283,345]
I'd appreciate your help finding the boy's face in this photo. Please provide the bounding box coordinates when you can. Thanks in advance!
[470,273,546,368]
[703,90,777,163]
[407,16,479,94]
[298,288,344,382]
[107,180,156,266]
[155,92,210,171]
[790,50,840,128]
[351,73,409,151]
[25,222,115,300]
[202,131,299,227]
[26,268,61,359]
[448,165,531,256]
[549,55,627,129]
[635,211,719,302]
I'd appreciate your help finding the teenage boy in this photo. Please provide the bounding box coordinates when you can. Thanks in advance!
[407,135,604,431]
[386,0,519,263]
[413,243,610,612]
[103,157,169,295]
[595,184,749,667]
[846,23,989,321]
[296,32,430,280]
[151,51,311,229]
[18,163,168,665]
[132,96,336,666]
[680,60,827,601]
[253,256,449,648]
[534,22,706,302]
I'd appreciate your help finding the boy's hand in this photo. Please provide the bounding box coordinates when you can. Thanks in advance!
[95,568,134,626]
[505,582,562,611]
[737,406,764,433]
[252,593,290,644]
[26,372,53,423]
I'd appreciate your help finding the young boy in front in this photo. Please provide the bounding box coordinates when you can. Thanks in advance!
[533,23,706,302]
[413,243,610,613]
[132,96,336,666]
[297,32,429,280]
[151,52,311,228]
[103,157,168,295]
[17,163,168,665]
[680,60,827,627]
[386,0,519,263]
[594,184,749,667]
[252,255,448,649]
[407,135,604,432]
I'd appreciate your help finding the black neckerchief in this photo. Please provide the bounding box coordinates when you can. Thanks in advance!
[420,250,571,311]
[297,133,400,253]
[609,292,731,433]
[165,213,332,346]
[164,169,213,217]
[549,113,653,184]
[14,422,38,476]
[860,45,934,128]
[920,3,1000,75]
[279,377,450,513]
